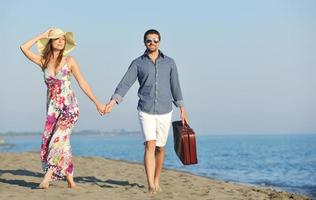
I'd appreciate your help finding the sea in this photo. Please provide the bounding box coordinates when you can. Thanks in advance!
[0,133,315,199]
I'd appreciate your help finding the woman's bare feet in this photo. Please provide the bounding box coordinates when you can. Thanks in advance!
[39,180,50,189]
[67,182,76,188]
[39,168,53,189]
[66,175,76,188]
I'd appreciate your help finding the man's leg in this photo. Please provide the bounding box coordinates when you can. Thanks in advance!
[154,111,172,192]
[154,146,165,191]
[144,140,156,193]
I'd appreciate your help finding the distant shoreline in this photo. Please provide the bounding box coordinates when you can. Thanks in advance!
[1,131,315,136]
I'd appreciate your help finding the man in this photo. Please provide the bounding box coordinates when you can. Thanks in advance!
[104,29,188,194]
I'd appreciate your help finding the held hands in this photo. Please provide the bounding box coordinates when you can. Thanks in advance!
[96,101,106,116]
[95,99,116,116]
[102,99,117,115]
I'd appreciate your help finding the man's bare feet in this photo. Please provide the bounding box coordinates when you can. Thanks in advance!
[148,187,157,195]
[155,185,162,192]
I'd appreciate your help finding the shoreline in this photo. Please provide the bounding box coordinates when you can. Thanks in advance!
[0,152,310,200]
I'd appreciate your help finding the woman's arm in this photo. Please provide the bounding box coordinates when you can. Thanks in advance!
[69,56,105,114]
[20,29,52,67]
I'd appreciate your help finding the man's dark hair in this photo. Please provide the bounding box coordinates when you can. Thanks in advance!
[144,29,161,42]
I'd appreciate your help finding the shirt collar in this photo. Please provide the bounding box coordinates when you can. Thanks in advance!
[142,50,165,59]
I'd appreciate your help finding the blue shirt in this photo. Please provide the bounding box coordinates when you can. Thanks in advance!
[111,51,184,114]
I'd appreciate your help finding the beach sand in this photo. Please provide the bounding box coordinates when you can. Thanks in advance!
[0,152,310,200]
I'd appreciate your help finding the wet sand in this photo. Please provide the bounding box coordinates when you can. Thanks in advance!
[0,152,310,200]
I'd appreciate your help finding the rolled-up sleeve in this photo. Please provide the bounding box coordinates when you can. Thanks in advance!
[111,61,138,104]
[170,60,184,107]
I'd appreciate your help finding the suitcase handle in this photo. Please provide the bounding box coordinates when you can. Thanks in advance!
[183,121,190,128]
[182,124,194,135]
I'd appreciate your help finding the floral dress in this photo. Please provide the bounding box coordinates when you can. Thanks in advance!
[41,59,80,180]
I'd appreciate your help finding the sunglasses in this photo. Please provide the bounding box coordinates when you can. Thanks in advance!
[145,38,160,44]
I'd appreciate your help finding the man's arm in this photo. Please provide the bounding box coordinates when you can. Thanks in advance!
[105,61,138,113]
[170,60,188,125]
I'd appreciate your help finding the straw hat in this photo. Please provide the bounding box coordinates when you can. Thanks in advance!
[37,28,76,55]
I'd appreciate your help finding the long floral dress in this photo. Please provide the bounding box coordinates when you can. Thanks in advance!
[41,60,80,180]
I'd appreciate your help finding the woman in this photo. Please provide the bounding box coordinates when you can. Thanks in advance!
[20,28,105,189]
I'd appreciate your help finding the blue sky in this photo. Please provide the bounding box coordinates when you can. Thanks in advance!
[0,0,315,134]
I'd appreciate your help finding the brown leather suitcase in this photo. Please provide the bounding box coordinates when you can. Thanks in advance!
[172,121,198,165]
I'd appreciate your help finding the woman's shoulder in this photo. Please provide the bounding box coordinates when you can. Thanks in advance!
[65,56,78,67]
[65,55,76,62]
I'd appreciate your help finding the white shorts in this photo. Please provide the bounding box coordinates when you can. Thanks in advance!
[138,111,173,147]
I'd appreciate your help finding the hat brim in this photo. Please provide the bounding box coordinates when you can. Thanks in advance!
[37,32,76,56]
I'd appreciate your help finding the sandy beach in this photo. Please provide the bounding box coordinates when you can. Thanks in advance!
[0,152,310,200]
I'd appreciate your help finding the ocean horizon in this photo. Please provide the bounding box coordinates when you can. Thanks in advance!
[0,133,315,199]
